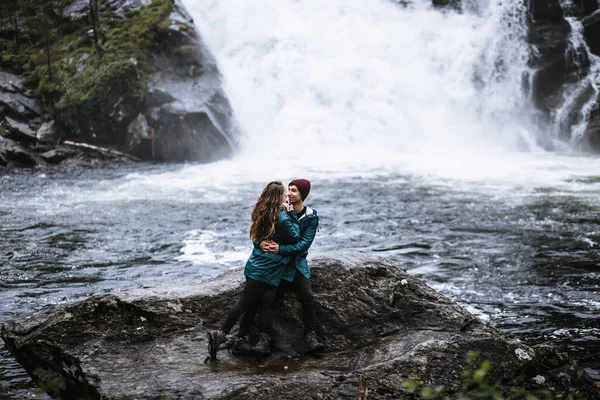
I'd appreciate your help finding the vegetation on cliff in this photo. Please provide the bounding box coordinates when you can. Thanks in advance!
[0,0,174,147]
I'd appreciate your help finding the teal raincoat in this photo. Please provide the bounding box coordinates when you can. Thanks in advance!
[279,207,318,282]
[244,207,300,286]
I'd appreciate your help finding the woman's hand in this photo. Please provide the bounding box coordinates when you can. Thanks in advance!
[283,203,294,212]
[260,240,280,254]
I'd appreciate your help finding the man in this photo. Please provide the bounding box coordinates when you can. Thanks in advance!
[255,178,324,354]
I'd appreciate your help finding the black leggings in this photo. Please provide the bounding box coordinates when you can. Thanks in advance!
[220,277,277,336]
[238,270,317,336]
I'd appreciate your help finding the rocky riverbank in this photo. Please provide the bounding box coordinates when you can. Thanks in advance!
[2,253,599,399]
[0,0,238,170]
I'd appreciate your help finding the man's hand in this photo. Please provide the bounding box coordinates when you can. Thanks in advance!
[260,240,279,254]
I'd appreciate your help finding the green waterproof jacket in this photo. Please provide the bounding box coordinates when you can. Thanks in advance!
[244,208,301,287]
[279,207,319,282]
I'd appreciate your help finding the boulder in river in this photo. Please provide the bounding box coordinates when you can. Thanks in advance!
[2,253,599,399]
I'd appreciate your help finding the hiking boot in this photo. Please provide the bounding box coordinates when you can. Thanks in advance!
[207,330,227,360]
[251,332,271,355]
[231,336,252,355]
[304,331,324,354]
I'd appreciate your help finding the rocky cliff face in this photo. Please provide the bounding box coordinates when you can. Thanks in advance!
[0,0,238,168]
[428,0,600,151]
[526,0,600,150]
[126,0,238,162]
[2,253,599,399]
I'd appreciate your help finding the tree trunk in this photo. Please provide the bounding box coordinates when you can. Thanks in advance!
[89,0,102,54]
[43,15,52,82]
[11,11,20,53]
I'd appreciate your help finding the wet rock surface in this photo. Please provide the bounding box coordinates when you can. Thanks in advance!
[525,0,600,148]
[126,0,238,162]
[527,0,574,116]
[2,253,599,399]
[583,9,600,56]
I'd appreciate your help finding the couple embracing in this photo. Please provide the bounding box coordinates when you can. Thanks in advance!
[207,179,323,360]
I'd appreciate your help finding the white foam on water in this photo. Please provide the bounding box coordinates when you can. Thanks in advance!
[178,229,250,266]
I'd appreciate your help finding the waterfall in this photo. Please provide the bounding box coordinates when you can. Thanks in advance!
[181,0,544,165]
[551,1,600,151]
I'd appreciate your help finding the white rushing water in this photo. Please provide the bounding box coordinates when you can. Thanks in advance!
[550,8,600,148]
[171,0,600,186]
[183,0,537,159]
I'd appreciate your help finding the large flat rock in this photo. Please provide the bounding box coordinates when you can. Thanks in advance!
[2,253,599,399]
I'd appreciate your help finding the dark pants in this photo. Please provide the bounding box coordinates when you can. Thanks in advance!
[239,270,317,336]
[220,277,277,336]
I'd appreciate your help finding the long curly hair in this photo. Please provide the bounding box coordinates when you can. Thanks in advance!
[250,181,285,241]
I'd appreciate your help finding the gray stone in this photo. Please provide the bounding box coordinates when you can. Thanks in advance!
[583,93,600,151]
[0,91,42,117]
[128,0,238,161]
[108,0,152,19]
[76,53,90,74]
[0,91,26,115]
[563,0,598,18]
[3,116,37,141]
[59,0,89,19]
[126,113,151,151]
[582,9,600,27]
[0,70,25,93]
[2,253,599,400]
[0,136,36,167]
[40,147,77,164]
[0,136,9,166]
[36,121,60,145]
[583,10,600,56]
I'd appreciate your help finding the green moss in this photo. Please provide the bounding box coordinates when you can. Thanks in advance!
[2,0,175,145]
[35,377,61,398]
[104,0,174,60]
[56,53,144,143]
[0,38,35,74]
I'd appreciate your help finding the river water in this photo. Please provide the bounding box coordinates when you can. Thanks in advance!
[2,0,600,397]
[1,155,600,398]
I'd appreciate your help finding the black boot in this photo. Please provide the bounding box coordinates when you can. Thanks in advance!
[251,332,271,355]
[231,336,252,355]
[207,330,227,360]
[304,331,324,354]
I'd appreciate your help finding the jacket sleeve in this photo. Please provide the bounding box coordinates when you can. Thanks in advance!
[278,216,318,256]
[278,210,301,242]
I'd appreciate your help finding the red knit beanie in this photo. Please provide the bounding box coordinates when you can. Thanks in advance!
[289,179,311,200]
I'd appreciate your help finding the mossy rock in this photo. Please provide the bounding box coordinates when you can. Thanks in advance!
[1,0,238,162]
[56,54,144,144]
[1,0,175,148]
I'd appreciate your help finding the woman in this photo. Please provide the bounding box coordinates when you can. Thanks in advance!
[207,181,300,360]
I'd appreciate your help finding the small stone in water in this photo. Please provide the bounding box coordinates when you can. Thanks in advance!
[532,375,546,384]
[515,348,532,360]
